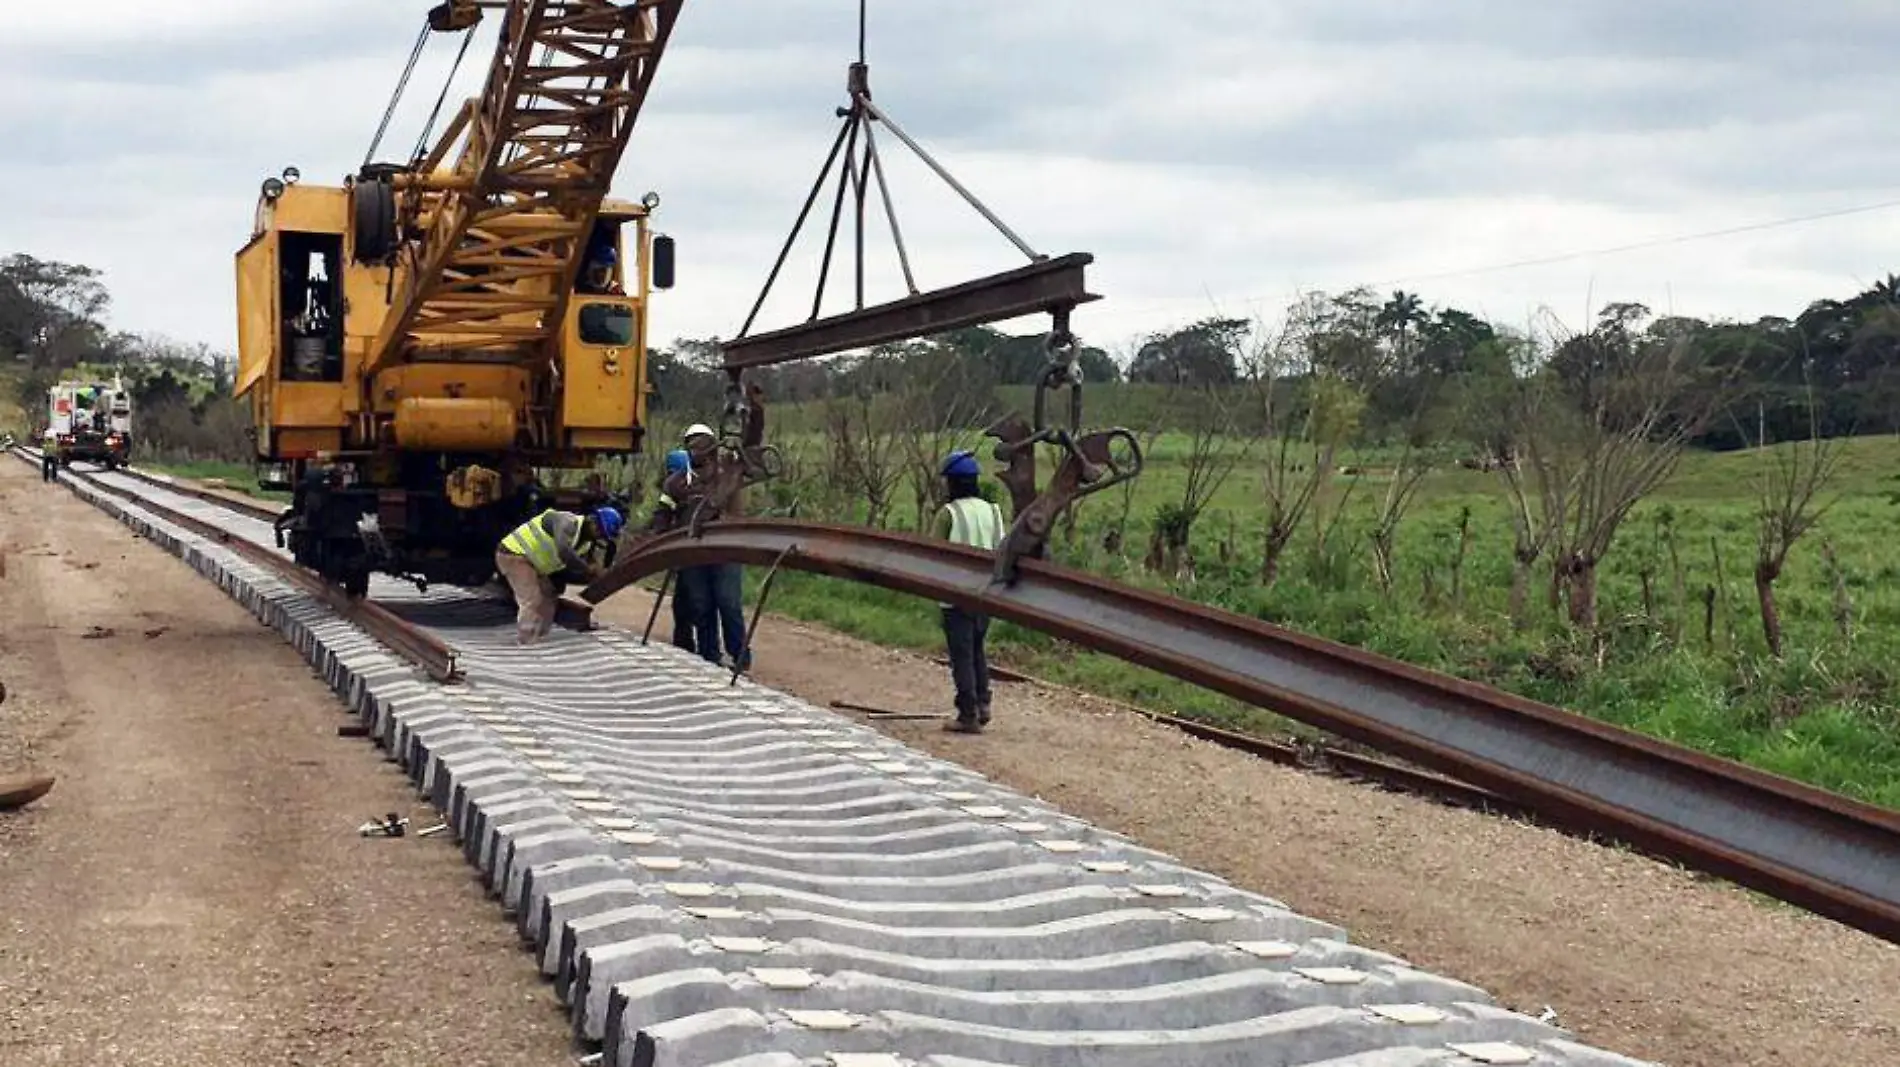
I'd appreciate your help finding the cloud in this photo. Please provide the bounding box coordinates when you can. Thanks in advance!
[4,0,1897,361]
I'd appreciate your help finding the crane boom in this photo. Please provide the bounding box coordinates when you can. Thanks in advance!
[366,0,682,373]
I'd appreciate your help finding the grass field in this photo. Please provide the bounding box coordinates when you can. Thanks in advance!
[149,424,1900,810]
[735,429,1900,809]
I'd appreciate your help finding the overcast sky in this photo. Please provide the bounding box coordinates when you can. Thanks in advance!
[6,1,1898,358]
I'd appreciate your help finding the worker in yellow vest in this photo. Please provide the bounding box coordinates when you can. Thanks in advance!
[934,450,1006,733]
[495,505,624,645]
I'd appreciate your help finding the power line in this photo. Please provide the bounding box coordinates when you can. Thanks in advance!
[1091,194,1900,322]
[1365,196,1900,289]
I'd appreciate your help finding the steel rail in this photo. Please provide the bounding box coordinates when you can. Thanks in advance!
[93,457,597,632]
[112,465,281,523]
[585,520,1900,945]
[22,453,463,684]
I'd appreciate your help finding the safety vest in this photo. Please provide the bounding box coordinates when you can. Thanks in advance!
[941,496,1004,550]
[501,509,577,576]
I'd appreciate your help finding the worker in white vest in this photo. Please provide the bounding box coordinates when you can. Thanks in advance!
[933,450,1005,733]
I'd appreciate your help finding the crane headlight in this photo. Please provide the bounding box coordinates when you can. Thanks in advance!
[282,166,301,185]
[262,177,286,201]
[640,191,661,211]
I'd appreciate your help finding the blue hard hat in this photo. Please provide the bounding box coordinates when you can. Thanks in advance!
[941,450,980,478]
[593,505,625,540]
[664,449,691,474]
[589,245,617,266]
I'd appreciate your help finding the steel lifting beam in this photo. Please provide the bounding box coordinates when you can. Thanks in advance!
[721,253,1099,371]
[583,519,1900,946]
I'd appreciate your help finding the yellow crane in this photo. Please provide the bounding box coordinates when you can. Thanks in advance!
[235,0,682,595]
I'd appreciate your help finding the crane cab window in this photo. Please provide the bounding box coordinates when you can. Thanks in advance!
[577,220,624,295]
[578,301,635,346]
[279,232,344,383]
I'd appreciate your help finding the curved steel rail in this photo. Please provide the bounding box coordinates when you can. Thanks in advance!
[585,519,1900,945]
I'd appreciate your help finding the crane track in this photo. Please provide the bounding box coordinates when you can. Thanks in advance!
[11,448,1656,1067]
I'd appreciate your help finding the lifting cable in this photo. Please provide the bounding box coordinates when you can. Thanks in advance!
[365,24,431,166]
[412,27,478,165]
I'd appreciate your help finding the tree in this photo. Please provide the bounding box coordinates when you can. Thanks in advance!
[1245,317,1363,585]
[1518,307,1730,631]
[1376,289,1427,374]
[1127,317,1246,385]
[1147,383,1247,576]
[1744,390,1843,658]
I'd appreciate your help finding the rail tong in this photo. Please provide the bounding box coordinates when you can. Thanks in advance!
[986,307,1143,584]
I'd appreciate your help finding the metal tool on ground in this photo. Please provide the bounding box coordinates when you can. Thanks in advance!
[829,699,942,722]
[584,518,1900,947]
[357,813,409,838]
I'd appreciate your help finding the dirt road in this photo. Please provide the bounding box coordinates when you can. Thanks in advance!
[595,586,1900,1067]
[0,459,573,1066]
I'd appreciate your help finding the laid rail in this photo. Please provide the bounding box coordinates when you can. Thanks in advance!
[586,520,1900,946]
[13,449,461,682]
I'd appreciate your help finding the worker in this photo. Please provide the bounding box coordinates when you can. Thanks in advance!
[495,504,624,646]
[40,429,57,482]
[679,422,750,671]
[647,449,709,653]
[578,245,622,295]
[934,450,1005,733]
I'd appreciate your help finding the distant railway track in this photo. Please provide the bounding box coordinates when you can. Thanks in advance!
[6,442,1664,1067]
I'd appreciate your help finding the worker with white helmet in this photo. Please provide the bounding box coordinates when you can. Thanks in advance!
[677,421,750,670]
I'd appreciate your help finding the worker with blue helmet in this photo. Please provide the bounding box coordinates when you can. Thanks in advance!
[646,448,712,655]
[580,240,621,295]
[495,502,623,646]
[934,449,1006,733]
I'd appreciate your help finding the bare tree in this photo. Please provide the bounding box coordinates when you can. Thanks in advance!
[1148,383,1248,576]
[1368,439,1438,597]
[1510,306,1727,632]
[894,357,996,530]
[1745,396,1843,658]
[1248,316,1363,585]
[821,388,904,527]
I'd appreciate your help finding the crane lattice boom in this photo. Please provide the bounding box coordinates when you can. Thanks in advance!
[370,0,682,370]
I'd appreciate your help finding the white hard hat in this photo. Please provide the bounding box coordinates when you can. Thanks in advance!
[682,423,715,441]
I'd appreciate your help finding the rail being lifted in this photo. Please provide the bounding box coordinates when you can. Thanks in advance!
[584,520,1900,947]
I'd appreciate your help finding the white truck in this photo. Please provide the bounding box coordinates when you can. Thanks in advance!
[47,378,132,469]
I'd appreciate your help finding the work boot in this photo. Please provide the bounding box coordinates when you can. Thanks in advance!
[976,703,992,726]
[943,715,982,734]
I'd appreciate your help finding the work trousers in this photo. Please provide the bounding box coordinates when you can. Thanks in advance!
[495,549,557,646]
[712,563,749,670]
[940,605,992,721]
[673,564,749,668]
[668,568,704,654]
[41,454,57,482]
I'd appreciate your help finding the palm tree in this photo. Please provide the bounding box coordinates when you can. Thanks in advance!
[1377,289,1427,373]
